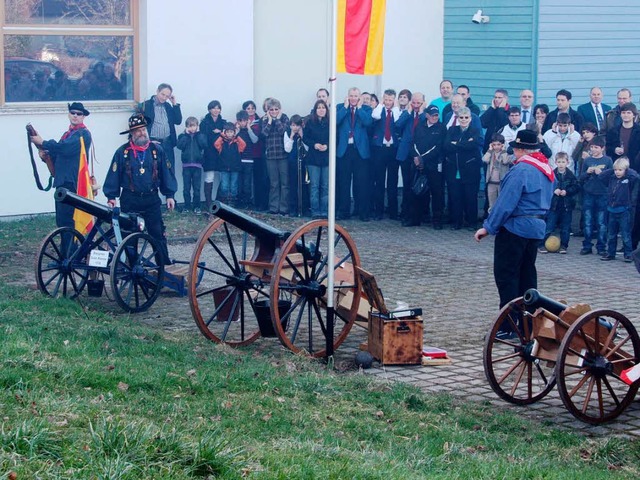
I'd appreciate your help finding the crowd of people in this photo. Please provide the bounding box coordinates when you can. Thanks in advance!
[164,81,640,261]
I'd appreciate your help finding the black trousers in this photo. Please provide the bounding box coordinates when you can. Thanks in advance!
[372,145,398,218]
[447,178,479,228]
[55,183,76,229]
[494,228,539,309]
[253,157,269,210]
[337,145,357,217]
[399,159,412,217]
[121,191,170,264]
[352,153,372,220]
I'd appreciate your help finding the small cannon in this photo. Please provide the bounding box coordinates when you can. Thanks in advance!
[188,201,362,357]
[35,187,164,313]
[483,289,640,425]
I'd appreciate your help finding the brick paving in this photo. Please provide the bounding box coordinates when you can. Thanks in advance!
[135,214,640,437]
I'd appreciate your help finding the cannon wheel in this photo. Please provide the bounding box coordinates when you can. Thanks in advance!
[35,227,88,299]
[110,232,164,313]
[484,297,557,405]
[270,220,361,357]
[556,309,640,425]
[188,218,267,346]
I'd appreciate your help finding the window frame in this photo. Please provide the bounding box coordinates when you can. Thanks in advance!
[0,0,139,110]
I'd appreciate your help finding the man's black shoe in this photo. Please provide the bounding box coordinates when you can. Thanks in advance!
[579,248,592,255]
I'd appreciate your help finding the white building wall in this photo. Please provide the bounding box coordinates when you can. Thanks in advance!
[253,0,444,115]
[0,0,444,217]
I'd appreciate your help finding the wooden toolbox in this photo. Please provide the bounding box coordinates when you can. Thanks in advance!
[356,266,424,365]
[368,313,423,364]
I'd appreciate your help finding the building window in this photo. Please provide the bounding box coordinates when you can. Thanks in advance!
[1,0,136,105]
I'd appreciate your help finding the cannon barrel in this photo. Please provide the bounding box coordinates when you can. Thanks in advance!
[211,201,289,244]
[55,187,137,231]
[523,288,567,316]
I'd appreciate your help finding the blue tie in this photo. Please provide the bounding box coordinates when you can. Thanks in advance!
[595,106,603,130]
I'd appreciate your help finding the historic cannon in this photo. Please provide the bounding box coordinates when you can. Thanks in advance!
[35,187,164,313]
[188,201,362,357]
[483,288,640,425]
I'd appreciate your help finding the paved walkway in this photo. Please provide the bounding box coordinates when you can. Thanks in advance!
[136,214,640,437]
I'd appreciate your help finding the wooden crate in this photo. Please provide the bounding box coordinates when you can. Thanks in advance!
[368,313,423,365]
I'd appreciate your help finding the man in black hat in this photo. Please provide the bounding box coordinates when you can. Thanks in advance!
[103,113,177,264]
[30,102,92,228]
[474,129,555,339]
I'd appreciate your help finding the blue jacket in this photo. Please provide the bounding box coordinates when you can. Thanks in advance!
[42,127,92,188]
[483,160,555,239]
[395,110,425,161]
[577,102,611,131]
[336,104,373,159]
[370,105,399,148]
[598,168,639,209]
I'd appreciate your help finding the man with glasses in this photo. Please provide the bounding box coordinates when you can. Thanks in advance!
[30,102,92,229]
[518,90,535,125]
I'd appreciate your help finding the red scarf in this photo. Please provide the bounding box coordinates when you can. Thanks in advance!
[128,139,150,158]
[60,123,87,141]
[516,152,555,182]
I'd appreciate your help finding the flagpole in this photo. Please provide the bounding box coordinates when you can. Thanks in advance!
[325,0,339,362]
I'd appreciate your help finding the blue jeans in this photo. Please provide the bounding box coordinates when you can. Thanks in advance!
[542,208,572,248]
[607,209,632,257]
[308,165,329,216]
[218,171,239,203]
[582,193,607,252]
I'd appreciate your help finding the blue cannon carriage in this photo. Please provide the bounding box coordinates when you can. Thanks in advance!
[35,187,195,312]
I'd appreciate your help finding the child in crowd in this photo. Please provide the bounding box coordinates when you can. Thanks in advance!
[579,136,613,255]
[284,114,309,216]
[482,133,511,210]
[235,110,259,208]
[539,152,580,254]
[213,122,246,206]
[176,116,207,214]
[572,123,598,175]
[597,156,640,261]
[543,112,581,170]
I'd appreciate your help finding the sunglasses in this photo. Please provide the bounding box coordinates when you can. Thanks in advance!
[69,111,85,116]
[458,116,470,119]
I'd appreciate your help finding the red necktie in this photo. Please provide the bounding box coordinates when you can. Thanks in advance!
[412,112,419,134]
[384,109,392,141]
[452,116,457,127]
[350,106,355,138]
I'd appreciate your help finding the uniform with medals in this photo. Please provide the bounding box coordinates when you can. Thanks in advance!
[103,114,177,264]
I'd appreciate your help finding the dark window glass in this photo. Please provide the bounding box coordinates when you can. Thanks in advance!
[4,34,133,102]
[4,0,130,25]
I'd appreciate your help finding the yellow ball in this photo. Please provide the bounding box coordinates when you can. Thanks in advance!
[545,235,561,252]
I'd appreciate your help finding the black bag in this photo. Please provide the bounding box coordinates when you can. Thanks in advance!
[411,171,429,196]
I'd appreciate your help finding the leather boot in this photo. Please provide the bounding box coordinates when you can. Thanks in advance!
[204,182,213,213]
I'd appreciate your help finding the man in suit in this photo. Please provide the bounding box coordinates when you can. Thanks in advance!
[577,87,611,133]
[371,88,401,220]
[543,89,584,134]
[518,89,535,125]
[336,87,373,220]
[395,92,425,219]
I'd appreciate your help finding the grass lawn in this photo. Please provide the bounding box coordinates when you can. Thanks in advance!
[1,215,639,478]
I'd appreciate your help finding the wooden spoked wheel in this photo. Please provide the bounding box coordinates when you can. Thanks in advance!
[484,297,557,405]
[188,218,270,346]
[270,220,361,357]
[556,309,640,424]
[35,227,88,299]
[110,232,164,313]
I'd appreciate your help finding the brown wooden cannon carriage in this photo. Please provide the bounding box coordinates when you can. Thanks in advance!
[187,202,364,357]
[483,289,640,424]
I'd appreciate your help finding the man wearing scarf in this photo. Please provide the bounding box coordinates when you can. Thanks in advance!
[104,113,177,265]
[30,102,92,229]
[475,129,555,339]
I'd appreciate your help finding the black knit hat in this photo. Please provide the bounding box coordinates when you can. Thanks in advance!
[509,129,541,150]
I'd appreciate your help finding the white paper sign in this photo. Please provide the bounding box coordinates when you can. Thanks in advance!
[88,249,110,268]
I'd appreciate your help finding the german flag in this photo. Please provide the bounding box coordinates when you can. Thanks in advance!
[73,136,94,235]
[337,0,386,75]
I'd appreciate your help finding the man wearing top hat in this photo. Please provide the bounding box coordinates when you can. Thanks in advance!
[474,129,555,339]
[30,102,92,229]
[103,113,177,264]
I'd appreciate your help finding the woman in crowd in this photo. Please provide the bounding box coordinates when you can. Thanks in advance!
[200,100,225,212]
[303,99,330,218]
